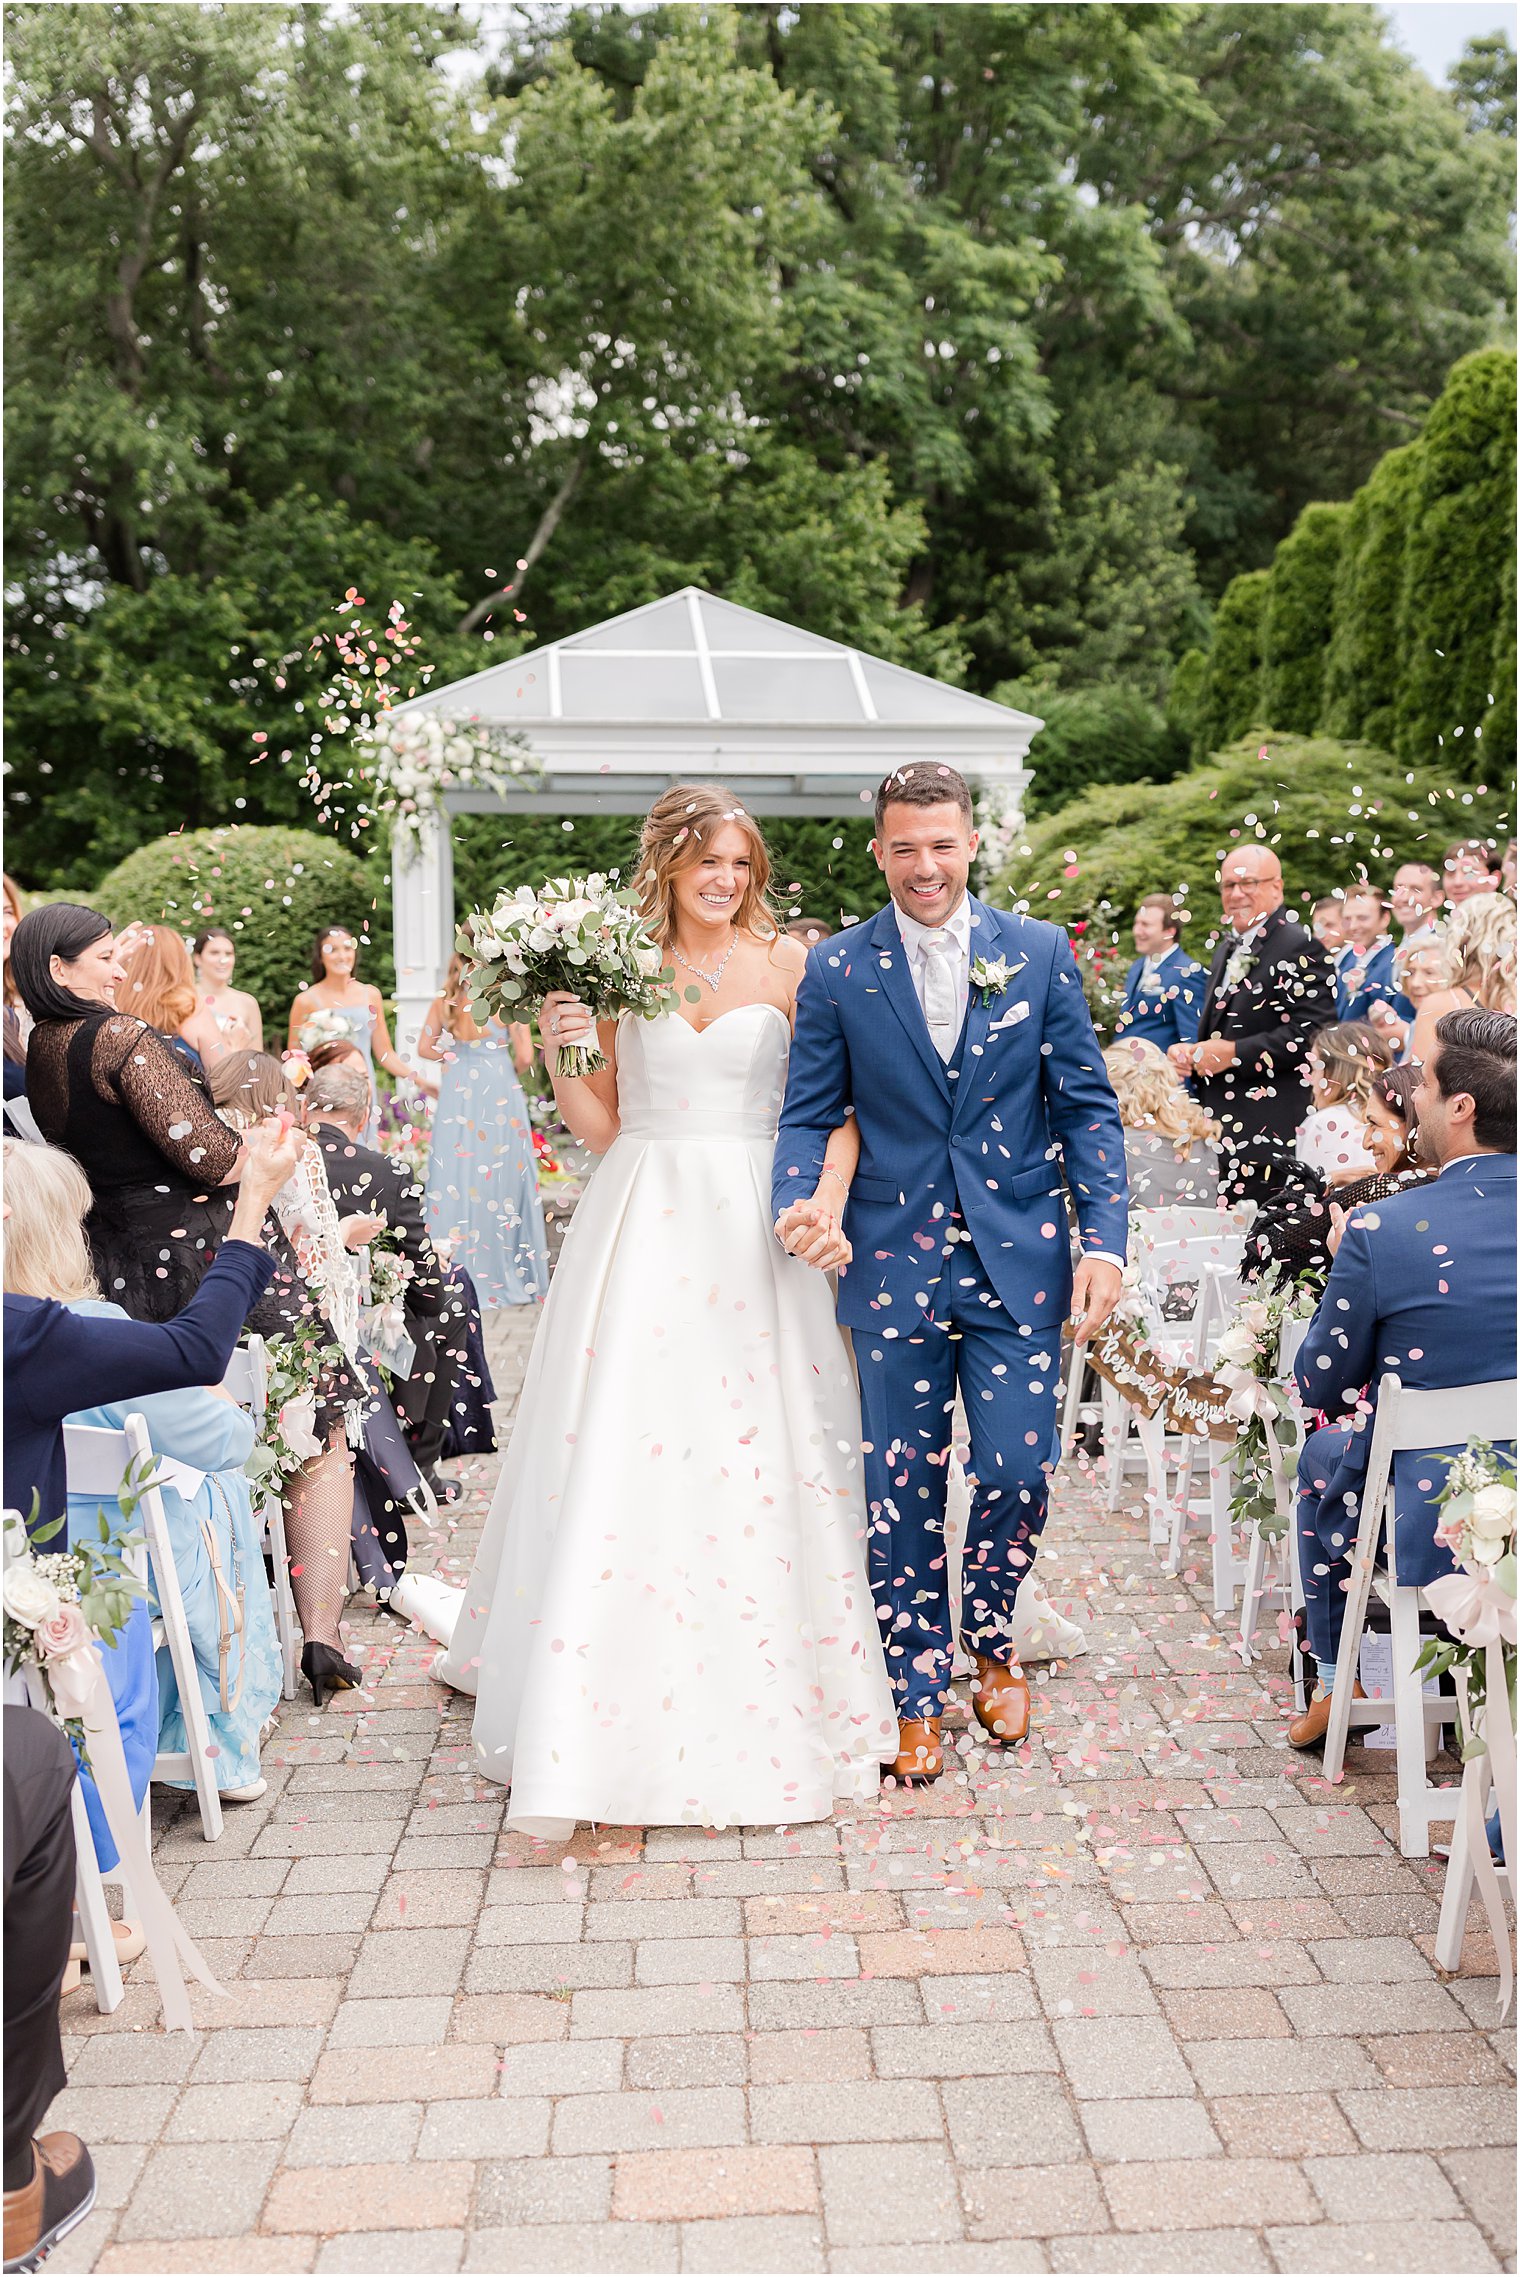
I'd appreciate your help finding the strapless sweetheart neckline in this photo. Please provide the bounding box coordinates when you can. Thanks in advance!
[645,1000,791,1041]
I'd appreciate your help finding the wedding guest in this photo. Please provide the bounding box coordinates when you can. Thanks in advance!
[3,1705,95,2274]
[12,903,244,1319]
[5,1144,280,1862]
[1390,860,1443,954]
[303,1062,463,1504]
[1334,885,1397,1022]
[2,1122,294,1527]
[1169,847,1337,1202]
[419,955,547,1309]
[1310,895,1346,954]
[1288,1010,1516,1745]
[1112,894,1205,1049]
[192,927,264,1051]
[118,925,227,1077]
[1443,837,1503,908]
[1296,1021,1395,1184]
[1408,891,1516,1068]
[210,1051,390,1701]
[1249,1064,1427,1284]
[1102,1037,1220,1205]
[286,925,434,1097]
[3,874,27,1100]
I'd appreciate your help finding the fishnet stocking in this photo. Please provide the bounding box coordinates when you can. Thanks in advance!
[283,1438,354,1649]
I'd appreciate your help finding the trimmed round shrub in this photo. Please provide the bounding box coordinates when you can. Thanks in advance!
[93,827,382,1020]
[1260,501,1348,735]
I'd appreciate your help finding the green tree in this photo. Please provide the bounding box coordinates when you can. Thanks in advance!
[1393,347,1517,777]
[1191,572,1269,761]
[1259,502,1348,735]
[1320,443,1419,747]
[1450,31,1517,139]
[993,681,1187,816]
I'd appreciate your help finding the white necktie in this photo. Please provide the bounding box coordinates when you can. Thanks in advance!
[920,930,959,1060]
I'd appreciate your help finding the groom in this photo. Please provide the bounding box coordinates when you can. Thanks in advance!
[773,764,1128,1782]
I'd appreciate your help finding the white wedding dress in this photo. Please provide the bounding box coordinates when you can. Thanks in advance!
[437,1001,897,1835]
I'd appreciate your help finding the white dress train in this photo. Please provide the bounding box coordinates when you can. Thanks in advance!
[437,1002,897,1836]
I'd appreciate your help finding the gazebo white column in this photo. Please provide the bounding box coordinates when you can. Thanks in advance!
[393,808,456,1059]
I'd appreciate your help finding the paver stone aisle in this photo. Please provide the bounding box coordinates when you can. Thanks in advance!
[46,1305,1516,2273]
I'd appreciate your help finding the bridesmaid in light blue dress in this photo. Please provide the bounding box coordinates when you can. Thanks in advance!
[419,958,548,1308]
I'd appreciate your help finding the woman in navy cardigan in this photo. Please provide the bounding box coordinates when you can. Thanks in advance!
[3,1120,299,1527]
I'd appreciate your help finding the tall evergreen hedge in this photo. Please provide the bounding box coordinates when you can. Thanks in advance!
[1260,502,1348,734]
[1191,571,1269,761]
[1320,442,1420,747]
[1392,347,1517,777]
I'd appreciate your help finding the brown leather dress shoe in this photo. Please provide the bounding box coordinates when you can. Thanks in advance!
[890,1719,944,1784]
[971,1656,1030,1745]
[1288,1680,1365,1750]
[4,2133,95,2273]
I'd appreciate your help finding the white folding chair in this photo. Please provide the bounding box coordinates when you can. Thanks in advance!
[1434,1676,1512,1978]
[1234,1316,1313,1660]
[1321,1375,1517,1857]
[1163,1260,1248,1581]
[64,1417,224,1842]
[2,1512,126,2013]
[222,1337,298,1701]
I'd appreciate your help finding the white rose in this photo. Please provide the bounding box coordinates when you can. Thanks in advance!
[3,1566,63,1630]
[635,943,664,976]
[1467,1527,1511,1570]
[555,898,594,928]
[1214,1325,1257,1367]
[1470,1483,1516,1535]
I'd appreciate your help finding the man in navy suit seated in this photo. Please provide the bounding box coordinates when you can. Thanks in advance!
[1114,894,1205,1049]
[1288,1009,1517,1747]
[1335,883,1399,1022]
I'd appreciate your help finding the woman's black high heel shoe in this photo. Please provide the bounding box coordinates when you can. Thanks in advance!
[301,1641,361,1708]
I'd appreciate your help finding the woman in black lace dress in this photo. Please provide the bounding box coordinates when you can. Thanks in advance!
[11,905,243,1322]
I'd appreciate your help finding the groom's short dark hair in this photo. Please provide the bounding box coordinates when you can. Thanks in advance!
[873,764,974,838]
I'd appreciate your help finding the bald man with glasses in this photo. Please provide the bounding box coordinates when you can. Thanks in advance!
[1169,847,1336,1203]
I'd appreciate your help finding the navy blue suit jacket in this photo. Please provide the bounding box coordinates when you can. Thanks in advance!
[773,898,1129,1334]
[1114,946,1206,1048]
[1336,939,1399,1023]
[1294,1152,1517,1585]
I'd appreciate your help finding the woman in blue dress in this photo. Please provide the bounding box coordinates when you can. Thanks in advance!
[287,924,436,1099]
[419,956,548,1308]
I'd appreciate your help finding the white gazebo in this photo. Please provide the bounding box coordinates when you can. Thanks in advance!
[388,587,1041,1048]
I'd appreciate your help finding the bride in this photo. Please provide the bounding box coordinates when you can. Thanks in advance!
[437,784,897,1834]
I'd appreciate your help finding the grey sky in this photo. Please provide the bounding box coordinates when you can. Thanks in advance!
[1382,1,1515,80]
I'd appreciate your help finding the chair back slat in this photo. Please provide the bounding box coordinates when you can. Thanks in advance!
[1384,1378,1517,1454]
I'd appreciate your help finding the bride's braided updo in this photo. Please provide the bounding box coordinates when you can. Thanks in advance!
[634,783,781,949]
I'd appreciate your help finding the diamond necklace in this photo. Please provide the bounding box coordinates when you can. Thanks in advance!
[672,928,738,994]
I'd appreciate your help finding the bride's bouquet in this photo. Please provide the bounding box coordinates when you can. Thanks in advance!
[458,873,673,1078]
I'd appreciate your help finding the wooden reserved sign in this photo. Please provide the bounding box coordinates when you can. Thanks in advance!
[1068,1318,1240,1444]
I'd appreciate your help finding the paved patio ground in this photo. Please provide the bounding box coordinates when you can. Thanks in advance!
[47,1306,1517,2274]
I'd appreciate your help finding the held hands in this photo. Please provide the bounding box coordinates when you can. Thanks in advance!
[542,990,597,1067]
[1068,1255,1123,1346]
[1166,1041,1196,1077]
[1189,1036,1236,1079]
[774,1199,853,1274]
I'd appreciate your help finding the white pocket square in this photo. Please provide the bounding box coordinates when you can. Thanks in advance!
[989,1002,1031,1033]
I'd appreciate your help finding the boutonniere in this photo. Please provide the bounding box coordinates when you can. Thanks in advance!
[970,954,1014,1005]
[1220,946,1256,996]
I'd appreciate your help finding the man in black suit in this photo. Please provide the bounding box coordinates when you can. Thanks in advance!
[303,1064,465,1500]
[1168,846,1336,1203]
